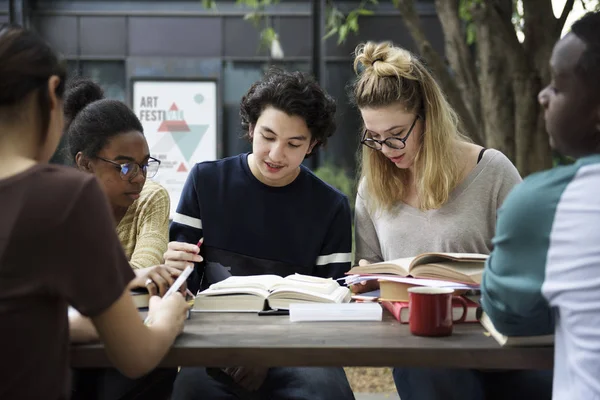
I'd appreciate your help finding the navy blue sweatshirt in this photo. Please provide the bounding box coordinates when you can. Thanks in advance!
[170,153,352,293]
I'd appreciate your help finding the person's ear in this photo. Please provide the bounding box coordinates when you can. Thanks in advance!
[248,124,255,140]
[306,139,318,155]
[47,76,61,112]
[75,152,94,173]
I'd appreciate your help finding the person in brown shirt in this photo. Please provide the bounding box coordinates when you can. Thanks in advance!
[0,24,190,400]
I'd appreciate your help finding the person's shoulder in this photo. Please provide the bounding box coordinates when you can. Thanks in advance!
[502,164,580,216]
[480,148,518,171]
[11,164,103,228]
[30,164,98,200]
[139,179,169,203]
[134,180,170,214]
[300,165,349,206]
[191,154,245,177]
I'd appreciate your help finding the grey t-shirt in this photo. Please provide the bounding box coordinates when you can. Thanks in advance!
[354,149,522,263]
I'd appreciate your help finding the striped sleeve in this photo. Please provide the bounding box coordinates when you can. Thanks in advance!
[169,164,203,245]
[313,196,353,280]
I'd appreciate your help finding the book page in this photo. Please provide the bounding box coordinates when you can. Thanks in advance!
[410,253,488,268]
[347,257,413,276]
[272,274,340,294]
[410,261,484,284]
[208,275,284,291]
[268,286,351,310]
[196,286,270,299]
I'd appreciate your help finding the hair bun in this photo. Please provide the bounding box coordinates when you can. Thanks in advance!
[354,41,414,78]
[63,78,104,125]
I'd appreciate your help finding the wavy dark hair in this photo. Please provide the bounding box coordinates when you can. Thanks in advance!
[239,68,337,156]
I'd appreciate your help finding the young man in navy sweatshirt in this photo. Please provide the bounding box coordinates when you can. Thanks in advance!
[164,68,355,400]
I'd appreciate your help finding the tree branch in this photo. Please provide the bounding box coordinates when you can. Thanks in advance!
[557,0,576,33]
[434,0,481,131]
[393,0,483,144]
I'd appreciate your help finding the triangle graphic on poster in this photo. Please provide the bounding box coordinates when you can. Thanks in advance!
[177,162,188,173]
[158,103,190,132]
[172,124,209,162]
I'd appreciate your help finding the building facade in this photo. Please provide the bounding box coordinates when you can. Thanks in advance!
[1,0,444,175]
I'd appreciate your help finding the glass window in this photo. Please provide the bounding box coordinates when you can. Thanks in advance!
[81,61,126,102]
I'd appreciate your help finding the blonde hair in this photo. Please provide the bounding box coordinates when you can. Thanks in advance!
[352,41,471,211]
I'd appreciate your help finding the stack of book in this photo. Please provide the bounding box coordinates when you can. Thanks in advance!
[347,252,486,323]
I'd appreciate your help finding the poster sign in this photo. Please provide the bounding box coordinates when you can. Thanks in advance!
[133,80,217,218]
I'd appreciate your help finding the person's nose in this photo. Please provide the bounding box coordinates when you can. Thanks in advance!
[269,142,286,162]
[130,165,146,184]
[538,87,550,109]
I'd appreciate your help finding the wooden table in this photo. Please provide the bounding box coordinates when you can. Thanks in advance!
[70,313,553,370]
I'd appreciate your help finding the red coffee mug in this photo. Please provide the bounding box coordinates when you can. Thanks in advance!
[408,287,468,337]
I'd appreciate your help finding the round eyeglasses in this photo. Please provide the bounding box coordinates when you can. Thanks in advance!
[96,156,161,180]
[361,115,420,151]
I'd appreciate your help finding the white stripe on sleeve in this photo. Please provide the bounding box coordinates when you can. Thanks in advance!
[316,252,352,266]
[173,213,203,229]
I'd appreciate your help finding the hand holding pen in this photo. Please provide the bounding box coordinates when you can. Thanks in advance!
[144,267,193,324]
[163,238,204,270]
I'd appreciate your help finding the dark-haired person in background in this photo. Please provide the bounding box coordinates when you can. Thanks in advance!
[164,69,355,399]
[482,11,600,400]
[64,78,179,294]
[0,23,189,400]
[63,79,184,399]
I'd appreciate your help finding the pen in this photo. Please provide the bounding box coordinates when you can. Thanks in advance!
[144,266,194,325]
[258,309,289,316]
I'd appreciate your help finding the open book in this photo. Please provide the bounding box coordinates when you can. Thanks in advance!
[348,252,488,285]
[479,312,554,347]
[131,288,150,309]
[192,273,351,312]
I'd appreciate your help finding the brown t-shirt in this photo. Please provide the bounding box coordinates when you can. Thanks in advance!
[0,164,134,399]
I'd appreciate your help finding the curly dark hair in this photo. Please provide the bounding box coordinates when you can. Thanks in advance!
[571,11,600,98]
[65,78,144,163]
[239,68,337,156]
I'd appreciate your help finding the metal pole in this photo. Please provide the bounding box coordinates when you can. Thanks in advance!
[9,0,29,28]
[310,0,327,170]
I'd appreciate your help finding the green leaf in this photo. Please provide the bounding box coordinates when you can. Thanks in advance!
[338,24,349,44]
[323,27,339,40]
[459,0,473,22]
[466,25,476,45]
[201,0,216,9]
[348,17,359,33]
[357,9,374,15]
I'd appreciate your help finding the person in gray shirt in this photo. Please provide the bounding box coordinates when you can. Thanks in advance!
[349,41,552,400]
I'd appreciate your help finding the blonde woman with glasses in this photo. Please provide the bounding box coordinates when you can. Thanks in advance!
[350,41,552,400]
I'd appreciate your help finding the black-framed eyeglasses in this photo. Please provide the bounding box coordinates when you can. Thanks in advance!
[361,115,420,151]
[96,156,161,180]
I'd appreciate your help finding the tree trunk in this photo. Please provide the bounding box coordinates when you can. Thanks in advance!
[471,0,515,160]
[434,0,481,136]
[394,0,484,145]
[391,0,576,174]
